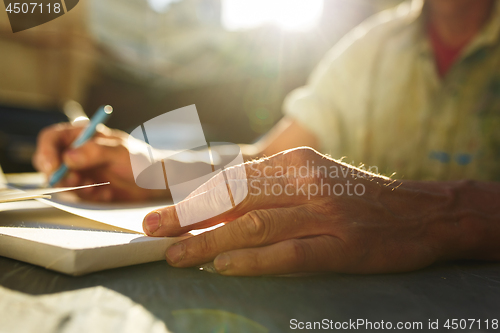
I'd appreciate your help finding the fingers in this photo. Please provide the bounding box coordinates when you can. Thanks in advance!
[59,171,82,187]
[212,235,345,276]
[162,206,323,267]
[62,137,128,171]
[143,173,309,236]
[143,156,322,236]
[33,124,84,174]
[142,147,330,236]
[33,122,122,175]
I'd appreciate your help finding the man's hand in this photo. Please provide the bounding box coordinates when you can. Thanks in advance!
[33,122,166,202]
[143,147,500,276]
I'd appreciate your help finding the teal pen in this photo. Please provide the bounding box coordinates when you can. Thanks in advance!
[48,105,113,187]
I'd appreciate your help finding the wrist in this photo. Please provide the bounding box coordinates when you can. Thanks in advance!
[422,180,500,262]
[452,180,500,261]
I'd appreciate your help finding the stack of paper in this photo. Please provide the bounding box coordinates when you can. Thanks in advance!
[0,174,181,276]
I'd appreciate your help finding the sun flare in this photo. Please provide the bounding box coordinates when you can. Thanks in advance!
[222,0,324,31]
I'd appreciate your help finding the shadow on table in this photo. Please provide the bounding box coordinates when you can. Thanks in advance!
[1,256,500,332]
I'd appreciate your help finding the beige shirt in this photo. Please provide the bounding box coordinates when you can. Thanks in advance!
[284,0,500,181]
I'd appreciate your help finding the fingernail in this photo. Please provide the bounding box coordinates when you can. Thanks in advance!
[214,253,231,272]
[144,211,161,234]
[166,243,185,264]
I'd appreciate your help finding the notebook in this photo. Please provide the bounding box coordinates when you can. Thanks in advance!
[0,172,184,276]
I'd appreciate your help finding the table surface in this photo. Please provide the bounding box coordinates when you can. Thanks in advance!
[1,255,500,333]
[1,173,500,332]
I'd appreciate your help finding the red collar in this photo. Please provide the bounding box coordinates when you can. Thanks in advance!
[427,23,470,78]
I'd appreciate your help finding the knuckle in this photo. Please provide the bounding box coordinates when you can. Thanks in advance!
[161,207,179,229]
[238,210,269,243]
[198,232,215,254]
[294,147,317,160]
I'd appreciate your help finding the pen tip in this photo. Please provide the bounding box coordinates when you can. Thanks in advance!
[104,105,113,114]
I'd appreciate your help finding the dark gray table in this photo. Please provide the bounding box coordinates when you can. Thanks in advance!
[0,256,499,332]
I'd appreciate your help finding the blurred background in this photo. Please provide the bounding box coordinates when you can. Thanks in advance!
[0,0,403,172]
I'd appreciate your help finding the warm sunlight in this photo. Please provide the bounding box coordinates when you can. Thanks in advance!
[222,0,324,31]
[148,0,181,12]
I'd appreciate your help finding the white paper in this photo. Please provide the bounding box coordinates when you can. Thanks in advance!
[0,183,110,203]
[0,173,180,275]
[37,195,171,233]
[0,226,182,275]
[0,195,182,275]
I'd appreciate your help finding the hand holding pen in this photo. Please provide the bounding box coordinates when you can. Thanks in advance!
[33,105,167,201]
[48,105,113,187]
